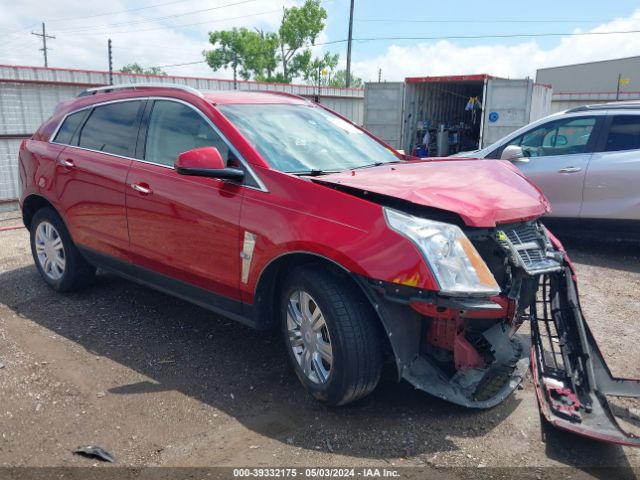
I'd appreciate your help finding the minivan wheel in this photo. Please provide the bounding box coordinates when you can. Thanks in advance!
[30,208,96,292]
[280,266,383,406]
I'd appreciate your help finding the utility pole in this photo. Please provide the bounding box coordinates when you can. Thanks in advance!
[232,51,238,90]
[378,68,381,82]
[616,73,622,101]
[108,39,113,85]
[345,0,355,88]
[31,22,55,68]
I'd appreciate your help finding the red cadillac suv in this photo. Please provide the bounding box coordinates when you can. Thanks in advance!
[18,84,639,446]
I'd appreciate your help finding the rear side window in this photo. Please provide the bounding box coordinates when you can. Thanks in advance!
[53,110,89,145]
[144,100,230,167]
[78,101,142,157]
[605,115,640,152]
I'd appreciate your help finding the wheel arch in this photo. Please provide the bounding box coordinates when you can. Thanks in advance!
[22,194,60,231]
[252,252,391,354]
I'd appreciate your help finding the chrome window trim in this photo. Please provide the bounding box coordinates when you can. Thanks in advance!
[49,98,142,144]
[49,96,269,193]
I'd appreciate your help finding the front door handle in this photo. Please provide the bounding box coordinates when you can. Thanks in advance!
[58,158,75,168]
[130,182,153,195]
[558,166,582,173]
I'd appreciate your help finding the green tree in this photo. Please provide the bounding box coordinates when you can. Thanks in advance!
[303,52,339,85]
[204,28,260,83]
[252,30,279,81]
[120,63,166,75]
[278,0,327,82]
[328,70,363,88]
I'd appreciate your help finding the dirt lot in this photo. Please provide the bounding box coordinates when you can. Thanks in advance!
[0,210,639,477]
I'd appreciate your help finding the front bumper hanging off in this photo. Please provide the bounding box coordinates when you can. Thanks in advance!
[357,264,640,446]
[531,267,640,447]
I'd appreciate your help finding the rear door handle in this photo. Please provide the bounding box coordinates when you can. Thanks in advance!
[558,166,582,173]
[130,182,153,195]
[58,158,75,168]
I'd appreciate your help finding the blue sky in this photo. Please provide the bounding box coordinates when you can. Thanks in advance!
[321,0,640,72]
[2,0,640,82]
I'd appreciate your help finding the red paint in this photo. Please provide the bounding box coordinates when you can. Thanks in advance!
[414,302,486,370]
[316,160,550,227]
[175,147,225,170]
[453,334,485,370]
[19,86,554,303]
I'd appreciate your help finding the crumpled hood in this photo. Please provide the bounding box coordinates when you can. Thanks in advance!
[315,159,550,227]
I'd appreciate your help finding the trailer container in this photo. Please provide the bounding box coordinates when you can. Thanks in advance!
[364,75,552,155]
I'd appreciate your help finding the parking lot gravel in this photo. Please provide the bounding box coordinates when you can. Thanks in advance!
[0,215,638,476]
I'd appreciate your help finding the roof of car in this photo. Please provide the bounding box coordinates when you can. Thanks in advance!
[566,101,640,113]
[202,90,308,105]
[77,83,309,105]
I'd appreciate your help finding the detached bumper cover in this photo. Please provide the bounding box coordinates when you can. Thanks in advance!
[531,268,640,446]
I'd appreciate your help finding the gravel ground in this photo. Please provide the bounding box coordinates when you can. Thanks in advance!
[0,213,638,476]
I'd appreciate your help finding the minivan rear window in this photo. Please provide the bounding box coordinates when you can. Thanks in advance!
[77,101,142,157]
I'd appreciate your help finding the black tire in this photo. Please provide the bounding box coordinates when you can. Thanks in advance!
[29,207,96,292]
[280,266,383,406]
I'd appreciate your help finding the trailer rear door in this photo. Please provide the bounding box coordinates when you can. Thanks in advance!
[481,78,536,148]
[364,82,405,149]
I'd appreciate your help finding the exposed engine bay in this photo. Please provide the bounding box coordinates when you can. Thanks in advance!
[357,218,640,446]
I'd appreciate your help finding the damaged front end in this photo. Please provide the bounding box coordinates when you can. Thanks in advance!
[358,218,640,445]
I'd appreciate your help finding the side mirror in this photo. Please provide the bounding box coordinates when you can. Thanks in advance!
[500,145,529,163]
[549,134,568,146]
[175,147,244,181]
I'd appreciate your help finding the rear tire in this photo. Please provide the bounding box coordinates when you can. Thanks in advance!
[280,266,383,406]
[30,208,96,292]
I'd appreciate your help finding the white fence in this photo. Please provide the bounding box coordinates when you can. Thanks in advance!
[0,64,365,201]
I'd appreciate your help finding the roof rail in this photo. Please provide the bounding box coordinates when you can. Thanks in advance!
[78,83,204,98]
[566,101,640,113]
[255,90,310,102]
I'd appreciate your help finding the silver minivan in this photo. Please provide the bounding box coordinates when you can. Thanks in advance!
[461,102,640,238]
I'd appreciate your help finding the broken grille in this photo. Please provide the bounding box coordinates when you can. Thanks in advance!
[501,223,561,274]
[531,275,566,377]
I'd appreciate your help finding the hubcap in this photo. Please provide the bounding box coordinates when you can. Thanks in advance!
[35,221,65,280]
[286,290,333,384]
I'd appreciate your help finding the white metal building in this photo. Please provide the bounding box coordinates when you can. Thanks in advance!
[536,56,640,113]
[0,64,365,203]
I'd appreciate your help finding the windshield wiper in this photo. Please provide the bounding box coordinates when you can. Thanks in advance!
[289,169,341,176]
[351,160,402,170]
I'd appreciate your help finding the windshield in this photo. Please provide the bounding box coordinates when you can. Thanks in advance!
[218,103,400,173]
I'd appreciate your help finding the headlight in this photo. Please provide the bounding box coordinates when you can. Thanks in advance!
[384,208,500,296]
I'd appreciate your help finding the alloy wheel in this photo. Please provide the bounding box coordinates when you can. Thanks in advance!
[35,221,66,280]
[286,290,333,384]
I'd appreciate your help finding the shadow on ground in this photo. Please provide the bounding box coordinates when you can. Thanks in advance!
[0,263,632,470]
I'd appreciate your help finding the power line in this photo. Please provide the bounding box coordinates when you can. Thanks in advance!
[47,0,197,23]
[355,18,613,24]
[150,28,640,69]
[31,22,55,67]
[347,29,640,42]
[50,0,334,38]
[55,8,286,37]
[51,0,260,34]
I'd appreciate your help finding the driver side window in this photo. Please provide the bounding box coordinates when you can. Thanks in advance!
[145,100,231,167]
[505,117,596,158]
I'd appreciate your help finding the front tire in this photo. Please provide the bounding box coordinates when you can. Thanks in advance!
[280,266,383,406]
[30,208,96,292]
